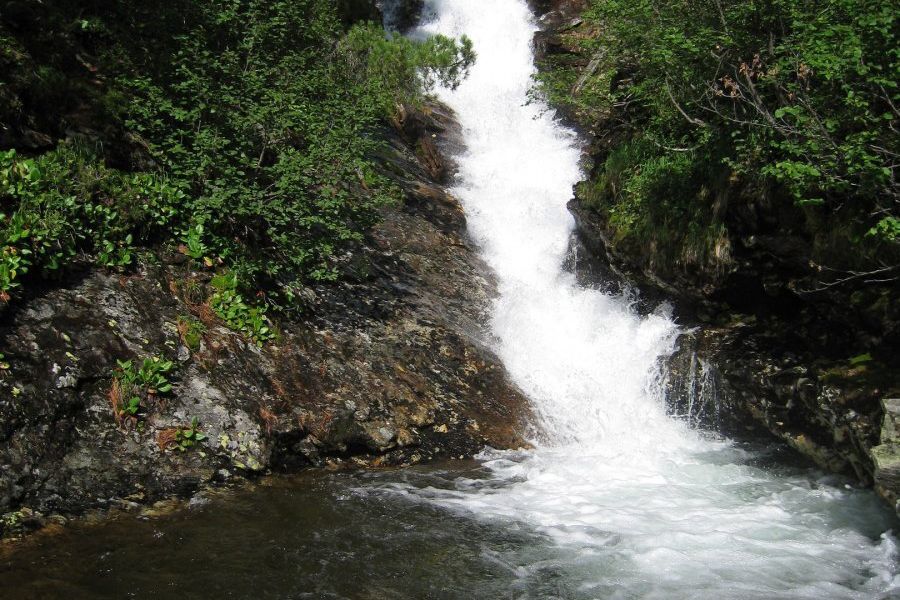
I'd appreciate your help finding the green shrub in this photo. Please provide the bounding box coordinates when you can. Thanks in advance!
[114,1,474,293]
[1,0,475,303]
[541,0,898,272]
[0,146,178,294]
[209,272,274,346]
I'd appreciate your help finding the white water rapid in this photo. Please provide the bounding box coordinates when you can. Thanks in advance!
[386,1,900,598]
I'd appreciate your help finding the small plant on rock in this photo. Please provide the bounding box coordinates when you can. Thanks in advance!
[175,417,207,451]
[208,272,274,346]
[110,355,174,424]
[179,223,213,266]
[157,417,207,452]
[176,315,206,352]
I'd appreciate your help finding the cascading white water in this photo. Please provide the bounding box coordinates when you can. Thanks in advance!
[416,0,686,453]
[391,1,900,597]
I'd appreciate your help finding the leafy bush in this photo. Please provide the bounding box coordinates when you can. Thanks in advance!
[111,0,473,293]
[1,0,475,305]
[1,146,182,296]
[539,0,898,274]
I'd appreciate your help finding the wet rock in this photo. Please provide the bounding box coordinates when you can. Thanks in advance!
[870,399,900,512]
[533,2,590,69]
[662,322,886,486]
[0,102,531,530]
[378,0,423,32]
[336,0,382,25]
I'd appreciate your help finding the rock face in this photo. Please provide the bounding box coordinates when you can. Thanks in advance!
[530,2,900,509]
[870,399,900,512]
[0,104,531,535]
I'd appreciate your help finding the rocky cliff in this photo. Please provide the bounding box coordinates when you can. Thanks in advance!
[0,102,531,537]
[531,0,900,511]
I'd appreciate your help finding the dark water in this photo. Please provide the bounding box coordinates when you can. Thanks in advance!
[0,463,568,600]
[1,449,897,600]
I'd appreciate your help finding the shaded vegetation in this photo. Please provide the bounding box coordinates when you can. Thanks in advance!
[1,0,473,316]
[538,0,898,284]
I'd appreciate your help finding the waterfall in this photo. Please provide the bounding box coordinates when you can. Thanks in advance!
[416,0,686,453]
[390,1,900,597]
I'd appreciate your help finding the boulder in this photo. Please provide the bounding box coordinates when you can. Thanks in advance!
[336,0,382,25]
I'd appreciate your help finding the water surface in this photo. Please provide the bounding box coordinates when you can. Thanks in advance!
[1,450,895,599]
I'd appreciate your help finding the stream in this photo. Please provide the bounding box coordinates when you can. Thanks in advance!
[2,1,898,598]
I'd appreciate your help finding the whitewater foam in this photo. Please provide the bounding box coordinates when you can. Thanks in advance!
[385,1,900,597]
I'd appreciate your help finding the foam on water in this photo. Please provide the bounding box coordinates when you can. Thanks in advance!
[392,1,900,597]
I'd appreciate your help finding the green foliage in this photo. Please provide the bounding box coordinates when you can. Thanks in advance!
[849,352,874,366]
[581,137,728,270]
[540,0,898,272]
[1,146,183,294]
[112,0,473,292]
[0,509,26,534]
[868,216,900,242]
[341,24,475,114]
[0,1,474,303]
[181,224,210,262]
[177,315,206,352]
[112,355,175,419]
[174,417,207,451]
[209,272,274,346]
